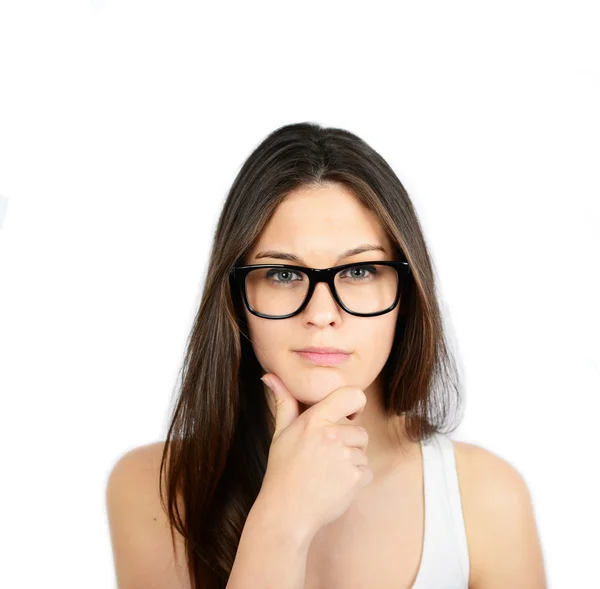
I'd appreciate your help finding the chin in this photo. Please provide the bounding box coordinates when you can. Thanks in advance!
[289,369,350,400]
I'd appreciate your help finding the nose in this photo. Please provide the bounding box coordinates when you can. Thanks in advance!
[302,281,340,313]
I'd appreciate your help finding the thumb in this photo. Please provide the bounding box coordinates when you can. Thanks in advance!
[261,373,300,441]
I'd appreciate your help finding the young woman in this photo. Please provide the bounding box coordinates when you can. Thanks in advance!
[107,122,547,589]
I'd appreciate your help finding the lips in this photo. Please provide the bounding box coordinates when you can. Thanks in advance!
[295,347,350,354]
[295,350,350,365]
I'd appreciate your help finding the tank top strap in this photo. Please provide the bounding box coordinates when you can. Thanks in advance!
[411,432,470,588]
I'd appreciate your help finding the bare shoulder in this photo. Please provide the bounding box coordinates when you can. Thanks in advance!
[451,440,547,589]
[106,441,191,589]
[108,441,166,482]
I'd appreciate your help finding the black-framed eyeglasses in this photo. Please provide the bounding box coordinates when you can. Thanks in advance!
[229,260,411,319]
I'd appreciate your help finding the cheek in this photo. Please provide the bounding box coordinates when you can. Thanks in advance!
[246,318,289,371]
[353,312,399,370]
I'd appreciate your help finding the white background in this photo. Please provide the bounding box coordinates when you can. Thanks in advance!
[1,1,598,587]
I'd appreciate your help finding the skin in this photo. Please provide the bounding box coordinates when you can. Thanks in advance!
[242,181,415,483]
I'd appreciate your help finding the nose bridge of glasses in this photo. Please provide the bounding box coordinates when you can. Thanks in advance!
[304,268,340,306]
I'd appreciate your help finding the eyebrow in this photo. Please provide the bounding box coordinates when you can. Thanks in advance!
[254,243,387,265]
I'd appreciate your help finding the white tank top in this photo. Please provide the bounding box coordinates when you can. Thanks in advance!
[411,432,470,588]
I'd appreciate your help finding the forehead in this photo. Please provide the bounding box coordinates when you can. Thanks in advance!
[250,183,390,261]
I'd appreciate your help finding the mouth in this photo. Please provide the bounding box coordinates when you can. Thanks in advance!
[295,351,350,366]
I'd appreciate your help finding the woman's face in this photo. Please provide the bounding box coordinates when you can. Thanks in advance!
[242,182,401,408]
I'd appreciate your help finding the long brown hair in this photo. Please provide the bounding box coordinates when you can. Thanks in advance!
[158,122,463,588]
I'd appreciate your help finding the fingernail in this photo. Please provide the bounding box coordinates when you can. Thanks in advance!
[260,376,273,392]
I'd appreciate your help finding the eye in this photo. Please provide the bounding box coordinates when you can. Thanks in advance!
[339,265,378,281]
[265,268,303,284]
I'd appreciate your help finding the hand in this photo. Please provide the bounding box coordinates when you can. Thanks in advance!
[257,372,373,541]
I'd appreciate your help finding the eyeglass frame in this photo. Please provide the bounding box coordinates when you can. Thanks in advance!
[229,260,412,320]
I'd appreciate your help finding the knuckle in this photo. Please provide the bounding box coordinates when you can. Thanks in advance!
[322,426,337,441]
[303,412,319,430]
